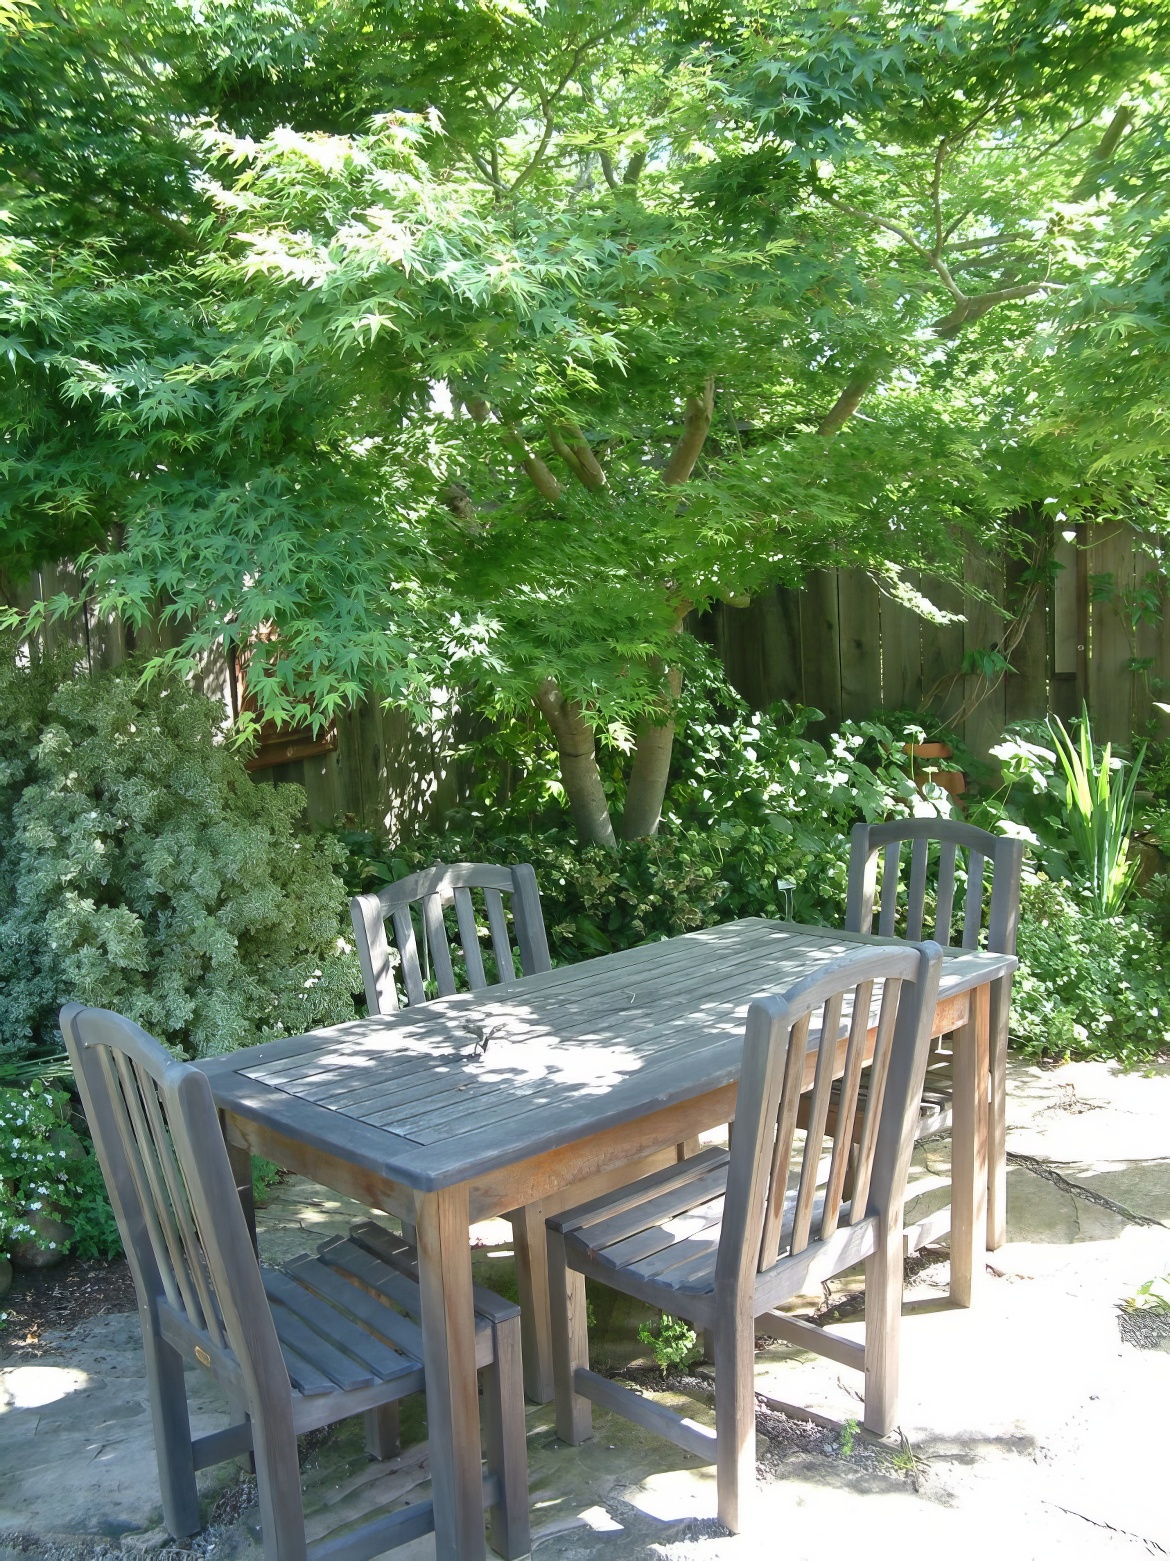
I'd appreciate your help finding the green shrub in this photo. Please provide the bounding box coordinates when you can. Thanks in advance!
[1012,877,1170,1067]
[340,701,941,963]
[0,645,361,1063]
[0,1080,121,1263]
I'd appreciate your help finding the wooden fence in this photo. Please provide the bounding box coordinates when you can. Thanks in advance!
[10,563,470,834]
[694,523,1170,758]
[13,524,1167,836]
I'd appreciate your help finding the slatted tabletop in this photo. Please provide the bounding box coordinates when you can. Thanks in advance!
[199,918,1013,1193]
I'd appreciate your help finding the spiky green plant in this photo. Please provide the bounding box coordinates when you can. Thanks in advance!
[1047,708,1145,918]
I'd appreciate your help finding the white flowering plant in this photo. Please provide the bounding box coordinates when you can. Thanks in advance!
[0,1081,120,1262]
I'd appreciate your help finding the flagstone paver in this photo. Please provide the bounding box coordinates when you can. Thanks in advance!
[2,1058,1168,1561]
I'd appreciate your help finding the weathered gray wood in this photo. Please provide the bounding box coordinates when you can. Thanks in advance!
[198,920,1010,1196]
[197,919,1011,1558]
[350,861,550,1016]
[479,1309,531,1560]
[544,942,943,1533]
[757,1310,865,1372]
[509,1200,555,1404]
[845,820,1022,1275]
[413,1184,487,1561]
[60,1006,529,1561]
[574,1367,717,1461]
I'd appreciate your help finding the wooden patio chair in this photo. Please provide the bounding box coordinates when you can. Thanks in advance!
[350,860,680,1405]
[846,818,1024,1253]
[349,861,552,1014]
[545,941,943,1533]
[59,1004,529,1561]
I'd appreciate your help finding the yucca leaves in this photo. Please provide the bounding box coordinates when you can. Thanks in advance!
[1047,707,1145,918]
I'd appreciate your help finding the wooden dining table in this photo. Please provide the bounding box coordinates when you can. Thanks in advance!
[197,917,1016,1561]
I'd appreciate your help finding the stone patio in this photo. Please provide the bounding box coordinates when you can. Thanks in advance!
[2,1057,1168,1561]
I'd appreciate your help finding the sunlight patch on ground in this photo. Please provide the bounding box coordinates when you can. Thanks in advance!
[0,1365,89,1412]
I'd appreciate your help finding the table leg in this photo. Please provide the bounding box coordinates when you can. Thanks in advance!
[509,1203,555,1404]
[414,1183,487,1561]
[986,976,1012,1251]
[949,982,989,1307]
[223,1129,257,1257]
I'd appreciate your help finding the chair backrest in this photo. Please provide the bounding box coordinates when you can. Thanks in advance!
[350,861,552,1015]
[60,1005,288,1405]
[715,941,942,1305]
[846,818,1024,955]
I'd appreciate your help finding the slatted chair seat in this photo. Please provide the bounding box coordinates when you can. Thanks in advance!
[60,1005,530,1561]
[546,942,944,1534]
[554,1146,883,1317]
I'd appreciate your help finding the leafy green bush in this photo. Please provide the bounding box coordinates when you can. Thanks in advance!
[353,696,1170,1067]
[342,702,942,962]
[0,645,361,1063]
[1011,878,1170,1067]
[0,1081,121,1263]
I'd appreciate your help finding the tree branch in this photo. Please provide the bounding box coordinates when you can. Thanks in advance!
[598,150,620,191]
[662,376,715,486]
[548,422,607,490]
[622,150,647,185]
[931,282,1050,337]
[500,424,563,501]
[1068,105,1134,201]
[818,369,878,436]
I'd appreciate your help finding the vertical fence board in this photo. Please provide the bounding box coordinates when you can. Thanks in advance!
[920,577,966,725]
[837,570,882,720]
[1004,554,1050,726]
[963,550,1007,761]
[800,571,842,727]
[879,588,922,713]
[1087,524,1138,746]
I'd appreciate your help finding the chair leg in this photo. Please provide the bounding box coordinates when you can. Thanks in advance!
[862,1221,904,1438]
[250,1402,308,1561]
[141,1317,201,1539]
[363,1404,400,1461]
[986,977,1010,1251]
[950,984,989,1307]
[509,1203,555,1403]
[713,1309,756,1534]
[480,1314,531,1560]
[547,1227,592,1445]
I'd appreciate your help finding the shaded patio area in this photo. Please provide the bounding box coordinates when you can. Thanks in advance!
[3,1058,1168,1561]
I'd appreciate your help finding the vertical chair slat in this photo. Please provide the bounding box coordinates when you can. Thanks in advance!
[97,1046,183,1314]
[111,1051,204,1327]
[510,864,552,975]
[791,992,844,1254]
[906,838,929,940]
[132,1059,224,1348]
[483,890,515,985]
[390,906,427,1006]
[757,1011,812,1270]
[877,843,902,937]
[820,979,874,1240]
[934,842,958,945]
[452,888,488,991]
[963,853,986,948]
[849,978,901,1220]
[421,893,456,996]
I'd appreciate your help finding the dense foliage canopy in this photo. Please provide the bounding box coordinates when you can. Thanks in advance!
[3,0,1168,840]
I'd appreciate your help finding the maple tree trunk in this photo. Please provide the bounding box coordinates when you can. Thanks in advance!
[534,679,617,850]
[621,663,683,840]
